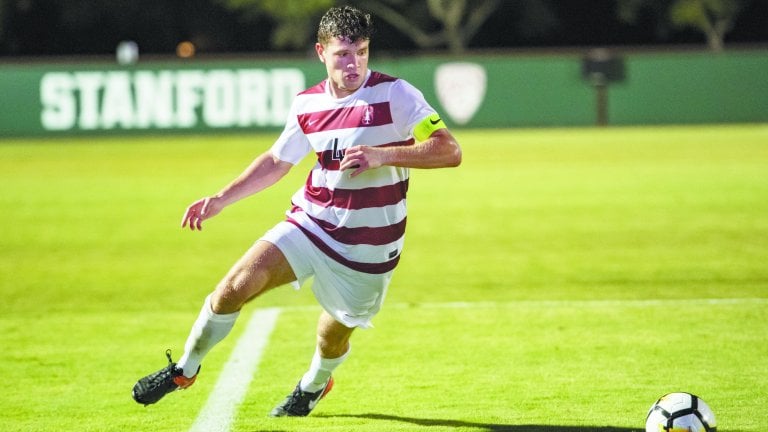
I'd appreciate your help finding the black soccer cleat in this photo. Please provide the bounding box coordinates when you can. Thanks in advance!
[132,350,198,406]
[269,376,334,417]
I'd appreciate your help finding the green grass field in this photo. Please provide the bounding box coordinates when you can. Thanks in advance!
[1,125,766,431]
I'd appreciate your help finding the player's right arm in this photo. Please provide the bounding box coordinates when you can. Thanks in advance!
[181,151,293,231]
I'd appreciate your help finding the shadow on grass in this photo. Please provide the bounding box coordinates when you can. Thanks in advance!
[317,413,639,432]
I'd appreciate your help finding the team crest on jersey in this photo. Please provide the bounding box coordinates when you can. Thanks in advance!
[362,105,374,125]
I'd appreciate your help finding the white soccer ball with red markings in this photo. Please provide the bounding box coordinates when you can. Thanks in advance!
[645,392,717,432]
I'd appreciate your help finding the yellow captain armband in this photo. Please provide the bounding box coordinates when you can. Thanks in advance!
[413,113,446,142]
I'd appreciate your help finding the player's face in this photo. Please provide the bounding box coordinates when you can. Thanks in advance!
[316,37,369,98]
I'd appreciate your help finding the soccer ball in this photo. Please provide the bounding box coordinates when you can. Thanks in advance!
[645,392,717,432]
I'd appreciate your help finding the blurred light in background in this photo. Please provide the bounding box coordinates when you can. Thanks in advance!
[116,41,139,65]
[176,41,196,58]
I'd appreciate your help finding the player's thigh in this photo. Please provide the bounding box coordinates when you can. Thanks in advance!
[213,240,295,311]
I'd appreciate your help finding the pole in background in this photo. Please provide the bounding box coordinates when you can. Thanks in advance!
[582,49,625,127]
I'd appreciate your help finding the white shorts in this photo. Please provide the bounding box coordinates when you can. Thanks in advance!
[259,221,393,329]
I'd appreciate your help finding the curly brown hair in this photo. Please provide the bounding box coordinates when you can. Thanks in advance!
[317,6,375,45]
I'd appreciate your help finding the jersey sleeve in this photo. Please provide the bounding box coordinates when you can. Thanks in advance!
[389,79,443,141]
[270,100,312,165]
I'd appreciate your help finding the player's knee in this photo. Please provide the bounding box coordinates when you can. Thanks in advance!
[210,287,242,314]
[212,272,264,313]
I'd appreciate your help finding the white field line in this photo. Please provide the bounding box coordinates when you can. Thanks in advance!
[279,297,768,312]
[189,296,765,432]
[189,307,280,432]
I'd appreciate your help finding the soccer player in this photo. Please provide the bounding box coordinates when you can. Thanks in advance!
[132,5,461,417]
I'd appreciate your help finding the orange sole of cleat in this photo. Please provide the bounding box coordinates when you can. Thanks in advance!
[173,374,197,389]
[320,376,334,399]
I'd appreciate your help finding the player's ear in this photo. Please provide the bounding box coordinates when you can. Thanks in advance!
[315,43,325,63]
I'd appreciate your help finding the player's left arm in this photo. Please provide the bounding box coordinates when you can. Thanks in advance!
[340,114,462,177]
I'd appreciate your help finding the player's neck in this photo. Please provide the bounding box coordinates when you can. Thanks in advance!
[328,85,355,99]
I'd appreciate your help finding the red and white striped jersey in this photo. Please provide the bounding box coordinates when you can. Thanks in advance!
[270,69,437,274]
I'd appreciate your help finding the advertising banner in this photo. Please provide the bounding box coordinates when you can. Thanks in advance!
[1,51,766,137]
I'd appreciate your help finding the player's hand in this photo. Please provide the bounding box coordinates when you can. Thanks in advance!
[339,145,384,177]
[181,196,224,231]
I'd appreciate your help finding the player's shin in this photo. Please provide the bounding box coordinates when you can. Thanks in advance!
[300,347,350,392]
[176,293,240,378]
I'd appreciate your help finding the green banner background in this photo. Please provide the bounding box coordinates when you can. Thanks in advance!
[0,49,765,137]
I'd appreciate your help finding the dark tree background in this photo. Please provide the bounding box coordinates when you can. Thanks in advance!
[0,0,765,57]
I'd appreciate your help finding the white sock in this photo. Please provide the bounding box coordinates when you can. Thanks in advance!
[299,347,350,392]
[176,294,239,378]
